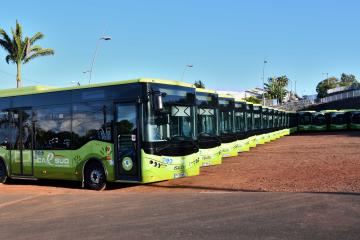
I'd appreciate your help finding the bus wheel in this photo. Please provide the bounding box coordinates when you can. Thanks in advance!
[0,160,7,184]
[84,161,106,191]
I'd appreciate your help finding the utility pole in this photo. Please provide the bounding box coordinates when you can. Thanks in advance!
[262,59,268,105]
[181,64,193,81]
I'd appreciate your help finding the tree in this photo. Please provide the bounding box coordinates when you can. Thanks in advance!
[315,77,338,98]
[264,75,289,104]
[0,20,54,88]
[194,80,205,88]
[244,96,261,104]
[339,73,358,87]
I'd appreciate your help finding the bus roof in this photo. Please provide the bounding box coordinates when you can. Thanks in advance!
[0,78,195,98]
[234,98,246,103]
[217,93,234,99]
[195,88,216,94]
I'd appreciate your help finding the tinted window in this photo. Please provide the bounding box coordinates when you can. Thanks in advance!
[72,101,113,148]
[0,112,9,147]
[34,105,72,150]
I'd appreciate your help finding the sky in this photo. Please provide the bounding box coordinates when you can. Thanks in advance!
[0,0,359,96]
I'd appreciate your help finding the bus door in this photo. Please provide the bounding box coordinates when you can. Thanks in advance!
[114,103,141,182]
[9,109,34,176]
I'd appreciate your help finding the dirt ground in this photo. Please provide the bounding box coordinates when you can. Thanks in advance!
[1,131,360,194]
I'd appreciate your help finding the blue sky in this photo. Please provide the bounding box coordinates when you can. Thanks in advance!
[0,0,359,95]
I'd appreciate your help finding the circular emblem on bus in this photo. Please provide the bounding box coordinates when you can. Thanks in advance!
[122,157,133,171]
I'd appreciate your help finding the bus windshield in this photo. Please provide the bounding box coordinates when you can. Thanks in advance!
[145,104,196,142]
[351,112,360,124]
[219,110,233,134]
[197,108,217,136]
[312,114,326,125]
[299,114,311,125]
[234,110,245,133]
[331,113,345,124]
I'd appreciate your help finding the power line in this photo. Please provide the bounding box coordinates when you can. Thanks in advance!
[0,68,47,85]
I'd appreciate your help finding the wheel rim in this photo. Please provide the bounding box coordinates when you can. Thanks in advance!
[90,169,103,184]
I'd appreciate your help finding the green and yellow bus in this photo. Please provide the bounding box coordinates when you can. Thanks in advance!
[327,109,353,131]
[310,111,327,131]
[297,111,314,131]
[246,102,257,148]
[267,107,275,141]
[261,106,271,143]
[253,104,265,145]
[234,98,249,152]
[195,88,222,166]
[0,78,201,190]
[349,110,360,130]
[217,93,238,157]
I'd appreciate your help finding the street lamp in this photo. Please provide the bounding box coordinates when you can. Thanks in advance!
[262,59,268,105]
[84,36,112,84]
[181,64,193,81]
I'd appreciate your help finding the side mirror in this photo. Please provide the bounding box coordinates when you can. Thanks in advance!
[153,92,164,112]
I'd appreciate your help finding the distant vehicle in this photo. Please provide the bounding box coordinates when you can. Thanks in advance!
[297,111,314,131]
[349,110,360,130]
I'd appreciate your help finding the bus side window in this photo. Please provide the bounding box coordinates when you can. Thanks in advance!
[34,105,72,150]
[0,112,10,149]
[72,101,113,149]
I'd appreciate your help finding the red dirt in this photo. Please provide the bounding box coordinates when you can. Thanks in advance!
[1,131,360,194]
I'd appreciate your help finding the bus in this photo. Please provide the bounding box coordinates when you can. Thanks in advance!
[246,102,257,148]
[349,110,360,130]
[280,110,288,137]
[326,110,345,130]
[0,78,201,190]
[234,99,249,152]
[297,111,313,131]
[267,107,276,141]
[261,106,271,143]
[253,104,265,145]
[273,109,281,139]
[288,111,298,134]
[195,88,222,166]
[310,111,327,131]
[218,94,238,157]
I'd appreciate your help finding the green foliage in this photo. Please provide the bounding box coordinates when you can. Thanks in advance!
[244,96,261,104]
[315,73,359,98]
[339,73,358,87]
[0,20,54,88]
[194,80,205,89]
[264,75,289,103]
[316,77,338,98]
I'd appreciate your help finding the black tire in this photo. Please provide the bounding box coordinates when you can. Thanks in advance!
[0,160,8,184]
[84,161,106,191]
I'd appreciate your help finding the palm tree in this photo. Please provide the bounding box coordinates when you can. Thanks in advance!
[0,20,54,88]
[264,76,289,104]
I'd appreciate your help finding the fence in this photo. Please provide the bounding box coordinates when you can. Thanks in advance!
[320,89,360,104]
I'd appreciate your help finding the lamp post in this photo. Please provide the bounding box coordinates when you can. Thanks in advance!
[262,59,268,105]
[85,36,112,84]
[181,64,193,81]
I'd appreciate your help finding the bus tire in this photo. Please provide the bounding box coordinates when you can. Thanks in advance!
[0,160,8,184]
[84,161,106,191]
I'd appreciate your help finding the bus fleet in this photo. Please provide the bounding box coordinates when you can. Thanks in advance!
[0,78,357,190]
